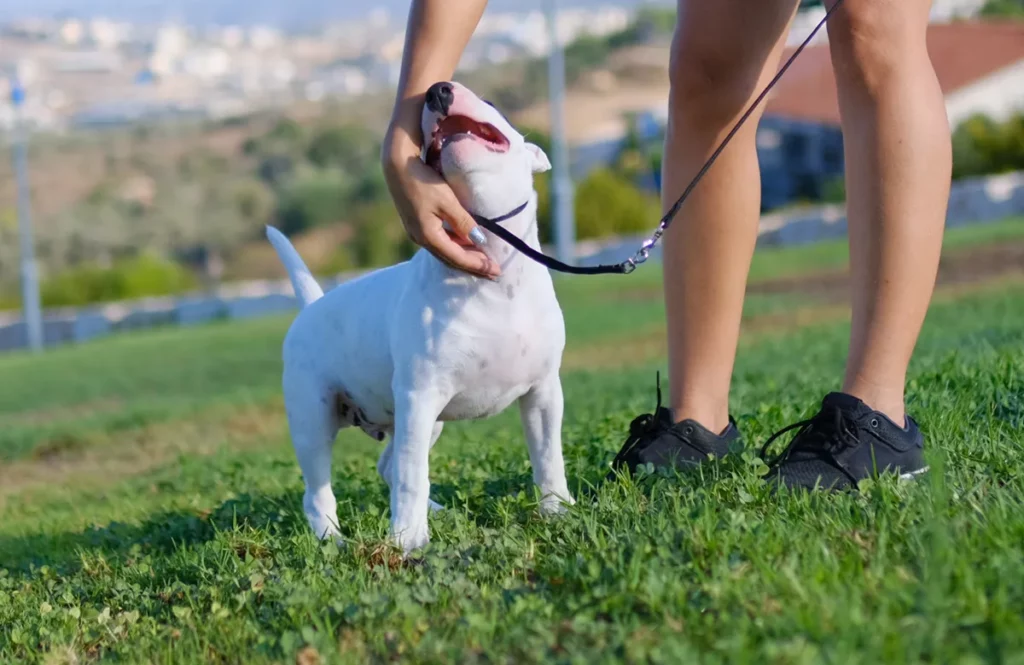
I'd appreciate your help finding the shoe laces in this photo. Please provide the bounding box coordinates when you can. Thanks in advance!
[610,372,670,470]
[760,404,861,469]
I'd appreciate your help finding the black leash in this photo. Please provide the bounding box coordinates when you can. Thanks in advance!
[472,202,635,275]
[474,0,844,276]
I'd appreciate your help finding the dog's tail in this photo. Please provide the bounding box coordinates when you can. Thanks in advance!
[265,225,324,308]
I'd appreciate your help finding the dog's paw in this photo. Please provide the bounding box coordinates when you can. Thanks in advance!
[428,499,445,513]
[539,493,575,517]
[308,514,343,544]
[322,533,346,549]
[392,522,430,555]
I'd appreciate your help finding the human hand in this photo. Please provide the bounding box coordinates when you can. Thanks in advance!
[381,117,501,280]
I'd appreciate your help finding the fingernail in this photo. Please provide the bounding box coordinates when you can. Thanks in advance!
[469,228,488,246]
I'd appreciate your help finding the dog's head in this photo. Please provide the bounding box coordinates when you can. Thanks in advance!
[421,81,550,217]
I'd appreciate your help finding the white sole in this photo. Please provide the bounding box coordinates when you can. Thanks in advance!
[898,466,930,481]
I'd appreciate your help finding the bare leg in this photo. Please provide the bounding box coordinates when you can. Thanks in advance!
[827,0,950,423]
[662,0,800,432]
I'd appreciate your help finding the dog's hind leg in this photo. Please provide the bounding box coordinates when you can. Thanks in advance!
[283,370,342,543]
[519,372,575,516]
[378,422,445,513]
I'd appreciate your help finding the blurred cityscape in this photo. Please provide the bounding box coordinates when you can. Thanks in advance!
[0,5,640,132]
[0,0,1001,133]
[0,0,1022,347]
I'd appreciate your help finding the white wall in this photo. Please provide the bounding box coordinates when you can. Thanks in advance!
[930,0,987,21]
[946,59,1024,127]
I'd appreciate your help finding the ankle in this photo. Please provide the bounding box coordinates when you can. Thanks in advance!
[841,383,906,427]
[670,402,731,436]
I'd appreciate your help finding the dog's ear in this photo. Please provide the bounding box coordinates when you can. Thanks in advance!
[525,143,552,174]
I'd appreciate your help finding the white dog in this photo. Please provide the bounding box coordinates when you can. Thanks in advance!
[266,81,574,553]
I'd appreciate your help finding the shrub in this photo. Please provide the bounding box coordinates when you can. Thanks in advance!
[573,168,661,240]
[821,176,846,204]
[535,166,662,244]
[952,112,1024,180]
[40,253,198,308]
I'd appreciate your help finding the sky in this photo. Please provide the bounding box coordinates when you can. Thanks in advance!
[0,0,668,31]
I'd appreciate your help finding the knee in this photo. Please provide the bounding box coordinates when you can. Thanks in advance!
[827,0,928,95]
[668,36,766,133]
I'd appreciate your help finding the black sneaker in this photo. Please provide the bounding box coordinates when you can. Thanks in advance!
[607,373,742,479]
[761,392,928,491]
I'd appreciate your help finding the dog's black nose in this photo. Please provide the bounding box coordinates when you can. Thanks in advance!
[425,81,454,116]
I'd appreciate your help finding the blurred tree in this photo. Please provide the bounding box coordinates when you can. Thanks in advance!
[306,125,379,172]
[349,168,389,205]
[265,117,305,147]
[257,153,295,187]
[233,178,276,226]
[276,169,351,235]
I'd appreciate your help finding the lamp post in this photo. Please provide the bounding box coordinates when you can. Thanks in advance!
[543,0,576,269]
[10,77,43,352]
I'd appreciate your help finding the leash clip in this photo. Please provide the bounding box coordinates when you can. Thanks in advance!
[624,223,665,272]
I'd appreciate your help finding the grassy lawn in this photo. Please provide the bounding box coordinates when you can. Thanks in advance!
[0,220,1022,663]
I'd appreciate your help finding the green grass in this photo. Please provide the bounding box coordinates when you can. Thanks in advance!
[1,222,1023,663]
[0,239,814,463]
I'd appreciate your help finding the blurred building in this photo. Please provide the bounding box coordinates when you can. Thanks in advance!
[566,20,1024,210]
[757,20,1024,208]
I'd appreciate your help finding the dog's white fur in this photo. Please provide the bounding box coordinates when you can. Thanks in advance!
[266,82,574,553]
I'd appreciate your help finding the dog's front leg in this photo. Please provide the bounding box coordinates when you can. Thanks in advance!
[378,422,445,513]
[519,372,575,515]
[389,392,440,553]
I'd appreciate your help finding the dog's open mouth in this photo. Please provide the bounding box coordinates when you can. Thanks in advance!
[425,114,510,172]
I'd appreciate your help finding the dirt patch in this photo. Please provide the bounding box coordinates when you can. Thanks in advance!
[748,242,1024,299]
[564,272,1024,372]
[3,399,126,427]
[0,400,288,509]
[587,240,1024,306]
[512,81,671,144]
[562,304,850,372]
